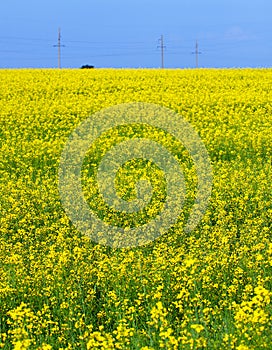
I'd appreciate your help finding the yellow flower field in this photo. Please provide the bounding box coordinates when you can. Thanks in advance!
[0,68,271,349]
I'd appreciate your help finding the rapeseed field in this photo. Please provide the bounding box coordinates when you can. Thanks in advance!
[0,68,271,349]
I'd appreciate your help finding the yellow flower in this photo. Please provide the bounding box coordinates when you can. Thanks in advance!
[190,324,204,333]
[1,68,271,349]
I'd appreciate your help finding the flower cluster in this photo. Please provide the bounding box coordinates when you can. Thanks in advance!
[0,68,271,349]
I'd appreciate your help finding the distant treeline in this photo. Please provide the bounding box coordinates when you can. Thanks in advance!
[80,65,94,69]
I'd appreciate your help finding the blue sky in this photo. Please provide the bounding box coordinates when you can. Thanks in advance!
[0,0,271,68]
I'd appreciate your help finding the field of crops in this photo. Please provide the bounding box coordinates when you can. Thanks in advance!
[0,68,271,349]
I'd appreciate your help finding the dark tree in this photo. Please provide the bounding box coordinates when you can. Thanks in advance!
[80,64,94,69]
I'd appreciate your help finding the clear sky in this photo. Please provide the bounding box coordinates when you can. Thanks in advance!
[0,0,271,69]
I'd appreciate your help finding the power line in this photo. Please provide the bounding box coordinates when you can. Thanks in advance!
[53,28,65,69]
[158,35,166,68]
[192,40,201,68]
[1,31,269,68]
[65,39,147,45]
